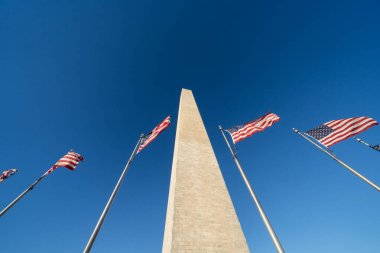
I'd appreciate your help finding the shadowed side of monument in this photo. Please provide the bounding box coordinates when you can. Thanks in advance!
[162,89,250,253]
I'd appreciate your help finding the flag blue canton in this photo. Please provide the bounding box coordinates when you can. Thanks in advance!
[225,125,244,134]
[140,133,151,146]
[371,144,380,151]
[305,124,334,140]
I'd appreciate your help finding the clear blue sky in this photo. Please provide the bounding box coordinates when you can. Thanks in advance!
[1,0,379,252]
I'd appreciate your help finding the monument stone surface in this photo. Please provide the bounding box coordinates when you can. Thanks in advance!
[162,89,250,253]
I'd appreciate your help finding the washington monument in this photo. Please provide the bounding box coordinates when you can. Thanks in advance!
[162,89,250,252]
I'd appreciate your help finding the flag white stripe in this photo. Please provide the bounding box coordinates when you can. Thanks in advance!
[325,116,366,129]
[47,151,83,174]
[323,120,378,147]
[231,114,278,138]
[320,117,369,143]
[234,114,277,135]
[233,120,278,143]
[227,113,280,143]
[320,117,375,145]
[232,117,277,141]
[137,116,170,153]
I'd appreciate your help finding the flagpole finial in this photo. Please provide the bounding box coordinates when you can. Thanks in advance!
[218,125,223,130]
[292,128,299,133]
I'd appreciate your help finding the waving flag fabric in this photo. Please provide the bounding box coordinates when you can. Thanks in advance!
[0,169,18,183]
[305,116,378,147]
[225,112,280,143]
[47,151,84,174]
[137,116,171,153]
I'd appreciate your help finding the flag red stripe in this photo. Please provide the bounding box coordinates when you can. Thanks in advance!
[231,114,278,139]
[55,160,78,167]
[309,116,378,147]
[320,117,376,146]
[63,165,76,170]
[64,154,81,160]
[47,151,84,174]
[137,116,170,153]
[233,118,279,143]
[57,157,80,163]
[228,113,280,143]
[139,121,170,149]
[323,120,378,147]
[320,117,371,144]
[232,114,279,139]
[232,113,277,137]
[325,116,366,130]
[324,122,377,147]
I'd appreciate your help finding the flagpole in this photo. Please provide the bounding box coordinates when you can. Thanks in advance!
[219,125,285,253]
[355,138,371,147]
[0,171,49,218]
[293,128,380,192]
[83,134,143,253]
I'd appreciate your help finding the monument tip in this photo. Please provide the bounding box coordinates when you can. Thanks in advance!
[181,88,193,94]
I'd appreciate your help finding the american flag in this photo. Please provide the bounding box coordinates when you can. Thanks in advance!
[0,169,18,183]
[225,113,280,143]
[371,144,380,152]
[137,116,171,153]
[46,151,84,174]
[305,116,378,147]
